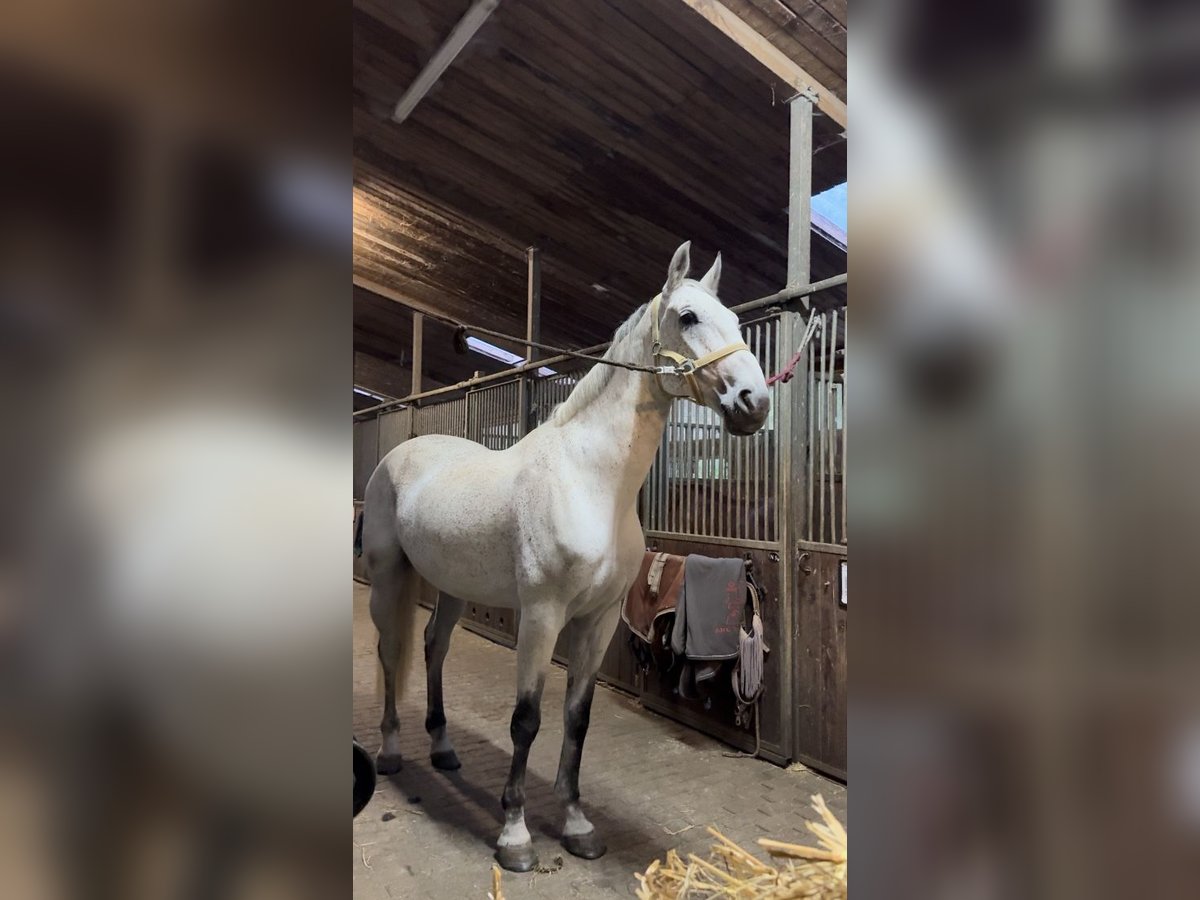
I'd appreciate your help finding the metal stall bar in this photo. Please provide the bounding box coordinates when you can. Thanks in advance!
[752,322,762,541]
[840,336,847,544]
[820,311,829,543]
[691,405,700,540]
[683,407,691,540]
[828,309,838,544]
[773,315,782,541]
[700,405,710,540]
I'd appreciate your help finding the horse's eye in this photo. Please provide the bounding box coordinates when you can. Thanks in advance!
[679,311,698,327]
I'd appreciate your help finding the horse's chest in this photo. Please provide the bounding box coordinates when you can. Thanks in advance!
[521,506,634,594]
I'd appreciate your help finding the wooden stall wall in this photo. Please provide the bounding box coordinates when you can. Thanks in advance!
[794,549,846,779]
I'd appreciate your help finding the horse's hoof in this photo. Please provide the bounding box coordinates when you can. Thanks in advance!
[562,831,607,860]
[375,752,403,775]
[494,842,538,873]
[430,749,461,771]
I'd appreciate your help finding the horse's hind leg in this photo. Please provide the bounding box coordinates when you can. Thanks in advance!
[368,557,421,775]
[554,601,622,860]
[423,591,466,770]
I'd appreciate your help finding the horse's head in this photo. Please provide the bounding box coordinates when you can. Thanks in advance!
[651,241,770,435]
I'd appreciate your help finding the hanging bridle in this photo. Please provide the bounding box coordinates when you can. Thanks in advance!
[648,293,751,403]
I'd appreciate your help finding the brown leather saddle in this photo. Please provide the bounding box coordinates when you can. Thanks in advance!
[621,551,685,670]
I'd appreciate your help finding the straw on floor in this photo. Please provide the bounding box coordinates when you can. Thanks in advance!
[634,794,846,899]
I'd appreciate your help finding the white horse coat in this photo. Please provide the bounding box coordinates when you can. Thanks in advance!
[362,242,769,871]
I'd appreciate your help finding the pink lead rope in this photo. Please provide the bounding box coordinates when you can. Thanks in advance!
[765,313,822,387]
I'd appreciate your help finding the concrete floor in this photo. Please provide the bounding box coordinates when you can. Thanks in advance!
[352,581,845,898]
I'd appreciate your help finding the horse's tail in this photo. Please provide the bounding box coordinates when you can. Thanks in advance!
[376,574,432,706]
[364,469,422,708]
[353,509,365,557]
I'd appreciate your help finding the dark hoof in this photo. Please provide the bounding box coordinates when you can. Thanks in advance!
[375,752,403,775]
[494,843,538,873]
[430,749,461,771]
[562,831,607,860]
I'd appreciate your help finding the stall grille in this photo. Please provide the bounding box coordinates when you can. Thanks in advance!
[640,315,781,546]
[467,380,522,450]
[803,309,846,546]
[412,397,467,439]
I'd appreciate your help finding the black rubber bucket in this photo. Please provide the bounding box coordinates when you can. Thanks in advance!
[353,739,376,818]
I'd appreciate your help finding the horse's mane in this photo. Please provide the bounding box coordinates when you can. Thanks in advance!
[549,303,648,425]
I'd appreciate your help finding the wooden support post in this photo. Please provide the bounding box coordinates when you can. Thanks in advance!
[525,246,541,362]
[787,96,813,298]
[518,247,541,435]
[779,95,816,766]
[411,312,424,397]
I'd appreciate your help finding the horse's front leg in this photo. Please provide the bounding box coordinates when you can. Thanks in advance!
[554,601,621,860]
[495,604,563,873]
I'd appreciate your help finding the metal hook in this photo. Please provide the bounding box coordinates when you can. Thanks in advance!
[798,551,814,576]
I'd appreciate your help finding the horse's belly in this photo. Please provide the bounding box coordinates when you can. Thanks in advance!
[396,460,520,606]
[405,538,519,607]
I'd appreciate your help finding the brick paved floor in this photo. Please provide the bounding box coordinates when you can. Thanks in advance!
[352,581,845,899]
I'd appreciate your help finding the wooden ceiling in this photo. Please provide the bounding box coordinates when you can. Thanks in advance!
[724,0,846,98]
[354,0,847,397]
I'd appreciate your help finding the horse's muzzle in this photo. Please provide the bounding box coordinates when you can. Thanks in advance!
[722,388,769,435]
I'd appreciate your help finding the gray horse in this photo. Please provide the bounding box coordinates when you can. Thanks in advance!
[360,242,769,871]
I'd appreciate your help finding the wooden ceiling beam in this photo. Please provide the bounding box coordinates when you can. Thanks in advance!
[354,273,465,326]
[392,0,503,124]
[676,0,847,129]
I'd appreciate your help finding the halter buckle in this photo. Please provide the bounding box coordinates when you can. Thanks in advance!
[676,359,696,375]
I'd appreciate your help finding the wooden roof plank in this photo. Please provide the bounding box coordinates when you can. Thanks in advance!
[675,0,847,128]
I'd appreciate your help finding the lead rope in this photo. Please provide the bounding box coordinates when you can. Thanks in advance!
[766,312,822,386]
[429,297,747,381]
[453,320,662,374]
[722,700,762,760]
[723,580,766,760]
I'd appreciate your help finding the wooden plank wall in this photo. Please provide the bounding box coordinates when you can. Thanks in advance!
[793,548,847,778]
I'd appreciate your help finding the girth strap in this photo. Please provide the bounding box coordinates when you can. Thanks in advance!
[646,551,669,601]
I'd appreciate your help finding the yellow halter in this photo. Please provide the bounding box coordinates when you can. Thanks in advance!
[648,293,751,403]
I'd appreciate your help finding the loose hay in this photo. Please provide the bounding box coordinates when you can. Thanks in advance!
[634,794,846,899]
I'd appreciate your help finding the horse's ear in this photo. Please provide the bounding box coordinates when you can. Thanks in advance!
[664,241,691,295]
[699,252,722,295]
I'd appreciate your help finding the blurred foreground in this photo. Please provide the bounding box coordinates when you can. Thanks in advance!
[3,1,1200,898]
[851,2,1200,898]
[0,3,349,898]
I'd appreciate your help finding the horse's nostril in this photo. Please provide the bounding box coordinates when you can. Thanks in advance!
[738,388,754,412]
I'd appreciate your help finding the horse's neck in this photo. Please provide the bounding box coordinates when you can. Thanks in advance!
[560,312,671,506]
